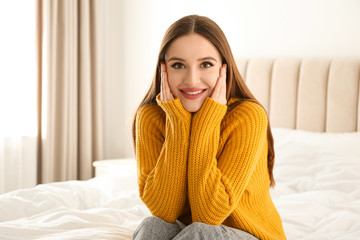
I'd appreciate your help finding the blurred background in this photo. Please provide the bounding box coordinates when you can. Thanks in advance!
[1,0,359,193]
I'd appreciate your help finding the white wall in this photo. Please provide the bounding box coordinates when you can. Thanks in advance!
[103,0,360,159]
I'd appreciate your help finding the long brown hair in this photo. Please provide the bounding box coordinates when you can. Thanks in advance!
[132,15,276,187]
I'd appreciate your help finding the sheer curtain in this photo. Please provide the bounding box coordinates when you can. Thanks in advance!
[0,0,105,193]
[0,1,37,194]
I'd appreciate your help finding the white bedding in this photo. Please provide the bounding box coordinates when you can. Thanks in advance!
[271,128,360,240]
[0,128,359,240]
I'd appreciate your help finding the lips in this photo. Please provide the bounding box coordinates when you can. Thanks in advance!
[179,88,207,100]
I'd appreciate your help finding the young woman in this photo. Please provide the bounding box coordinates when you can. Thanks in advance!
[132,15,286,240]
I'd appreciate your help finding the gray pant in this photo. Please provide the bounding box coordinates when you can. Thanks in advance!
[132,216,258,240]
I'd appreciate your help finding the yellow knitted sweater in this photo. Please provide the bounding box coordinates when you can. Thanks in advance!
[135,96,286,240]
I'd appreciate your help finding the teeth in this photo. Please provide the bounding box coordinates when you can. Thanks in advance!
[184,90,203,95]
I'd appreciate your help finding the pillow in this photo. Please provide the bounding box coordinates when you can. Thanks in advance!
[271,127,360,192]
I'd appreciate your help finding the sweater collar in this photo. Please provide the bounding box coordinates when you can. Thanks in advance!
[227,98,239,106]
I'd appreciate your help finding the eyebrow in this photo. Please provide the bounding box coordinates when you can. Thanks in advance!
[198,57,218,62]
[167,56,218,62]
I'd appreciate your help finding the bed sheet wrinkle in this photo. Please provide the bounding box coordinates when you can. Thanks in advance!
[270,128,360,239]
[0,175,151,240]
[1,127,360,239]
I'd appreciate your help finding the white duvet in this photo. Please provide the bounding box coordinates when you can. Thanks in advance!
[0,128,360,240]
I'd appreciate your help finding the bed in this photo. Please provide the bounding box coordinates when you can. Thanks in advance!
[1,58,359,240]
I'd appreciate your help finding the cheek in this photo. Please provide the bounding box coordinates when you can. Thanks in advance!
[166,73,181,96]
[203,70,219,89]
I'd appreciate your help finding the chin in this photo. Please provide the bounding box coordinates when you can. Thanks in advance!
[182,102,203,113]
[179,97,206,113]
[186,107,200,113]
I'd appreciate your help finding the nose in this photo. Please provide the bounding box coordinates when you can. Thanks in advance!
[183,67,200,86]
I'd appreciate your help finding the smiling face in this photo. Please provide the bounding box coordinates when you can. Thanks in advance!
[165,33,223,112]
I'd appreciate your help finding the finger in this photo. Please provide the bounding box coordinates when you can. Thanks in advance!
[217,65,227,94]
[162,62,167,73]
[222,64,227,78]
[221,64,227,92]
[163,71,169,100]
[160,64,165,101]
[220,64,227,104]
[163,71,174,101]
[160,74,163,101]
[211,71,222,100]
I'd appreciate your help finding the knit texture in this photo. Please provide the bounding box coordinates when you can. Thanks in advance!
[135,97,286,240]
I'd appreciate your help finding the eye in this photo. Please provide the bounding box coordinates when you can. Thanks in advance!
[201,62,214,68]
[171,62,185,69]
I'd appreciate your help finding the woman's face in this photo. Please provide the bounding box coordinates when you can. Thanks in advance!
[165,33,223,112]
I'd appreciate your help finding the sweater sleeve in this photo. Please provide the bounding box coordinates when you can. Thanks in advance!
[188,98,268,225]
[135,96,191,223]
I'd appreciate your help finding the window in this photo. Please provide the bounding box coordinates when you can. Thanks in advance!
[0,0,37,193]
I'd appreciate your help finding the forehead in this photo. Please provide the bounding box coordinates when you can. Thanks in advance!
[166,33,221,61]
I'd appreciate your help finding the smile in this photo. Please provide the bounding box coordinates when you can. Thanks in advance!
[183,90,203,95]
[179,88,207,100]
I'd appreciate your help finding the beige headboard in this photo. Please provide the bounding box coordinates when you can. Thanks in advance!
[236,58,360,132]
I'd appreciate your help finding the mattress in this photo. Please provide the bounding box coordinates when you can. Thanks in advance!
[0,128,359,240]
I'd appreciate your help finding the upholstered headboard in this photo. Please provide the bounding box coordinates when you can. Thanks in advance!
[236,58,360,132]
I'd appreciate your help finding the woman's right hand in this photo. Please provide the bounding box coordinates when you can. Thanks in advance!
[160,62,174,102]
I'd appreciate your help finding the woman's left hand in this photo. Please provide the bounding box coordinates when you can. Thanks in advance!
[211,64,227,105]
